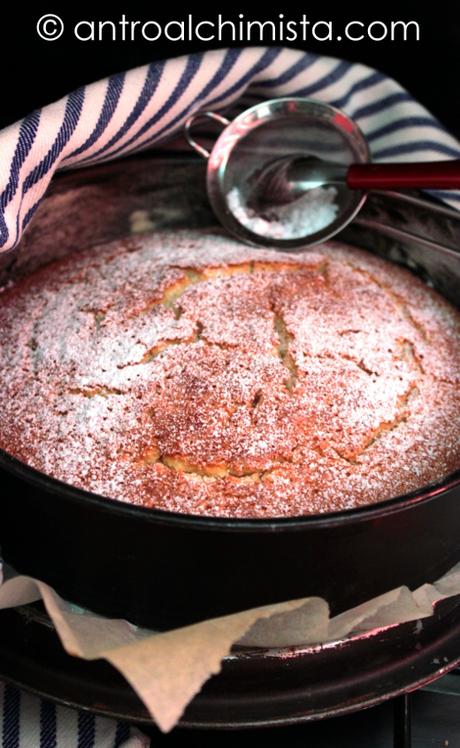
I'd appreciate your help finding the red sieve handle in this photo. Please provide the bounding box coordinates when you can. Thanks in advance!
[346,160,460,190]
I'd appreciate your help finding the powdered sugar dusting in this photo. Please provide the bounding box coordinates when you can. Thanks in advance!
[227,185,339,239]
[0,229,459,518]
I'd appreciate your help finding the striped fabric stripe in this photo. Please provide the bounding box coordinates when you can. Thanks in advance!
[429,189,460,202]
[254,52,317,88]
[94,52,204,163]
[2,686,20,748]
[366,116,448,142]
[374,140,460,159]
[0,110,41,247]
[0,683,148,748]
[68,61,165,166]
[0,45,459,254]
[23,88,85,194]
[67,74,126,159]
[295,59,353,97]
[89,47,282,165]
[39,701,56,748]
[77,712,96,748]
[329,71,385,110]
[113,723,131,748]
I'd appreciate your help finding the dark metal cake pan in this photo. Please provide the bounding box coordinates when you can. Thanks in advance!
[0,156,459,630]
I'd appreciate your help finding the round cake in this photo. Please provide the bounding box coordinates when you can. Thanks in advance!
[0,230,459,518]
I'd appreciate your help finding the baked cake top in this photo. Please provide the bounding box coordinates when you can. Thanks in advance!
[0,230,459,518]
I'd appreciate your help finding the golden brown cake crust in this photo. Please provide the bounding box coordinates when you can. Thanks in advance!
[0,230,459,518]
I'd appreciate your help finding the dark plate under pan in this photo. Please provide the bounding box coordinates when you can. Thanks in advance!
[1,598,460,729]
[0,156,459,630]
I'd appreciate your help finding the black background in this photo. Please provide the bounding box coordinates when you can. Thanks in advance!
[0,6,459,137]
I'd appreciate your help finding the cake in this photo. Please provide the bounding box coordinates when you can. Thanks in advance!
[0,230,459,518]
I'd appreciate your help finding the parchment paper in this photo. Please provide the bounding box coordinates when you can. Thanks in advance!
[1,563,460,731]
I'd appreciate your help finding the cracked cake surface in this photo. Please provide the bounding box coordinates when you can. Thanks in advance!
[0,230,459,518]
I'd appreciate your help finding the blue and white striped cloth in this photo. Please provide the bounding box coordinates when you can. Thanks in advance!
[1,45,460,254]
[0,684,148,747]
[1,45,460,746]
